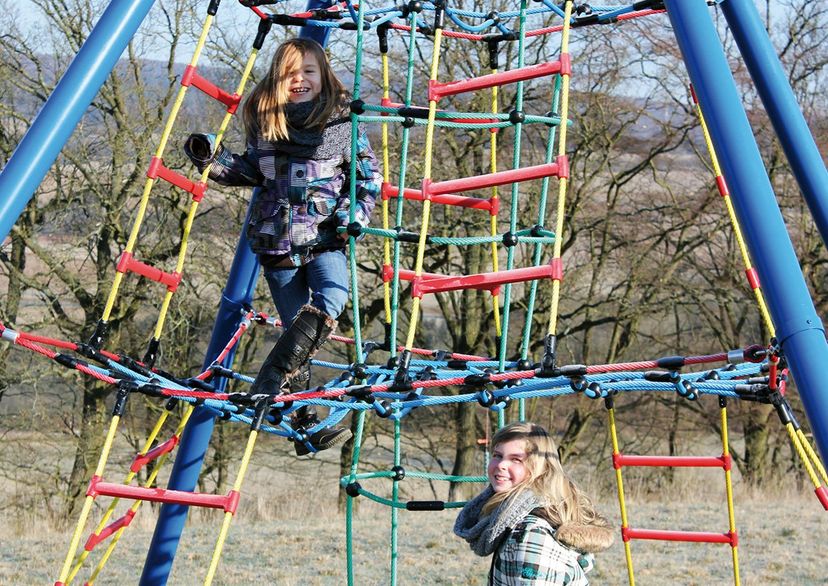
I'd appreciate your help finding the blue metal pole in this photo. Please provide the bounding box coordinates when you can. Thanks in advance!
[298,0,336,45]
[720,0,828,248]
[664,1,828,459]
[140,222,259,585]
[0,0,157,243]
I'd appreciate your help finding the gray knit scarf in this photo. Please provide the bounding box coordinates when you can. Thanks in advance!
[454,486,546,557]
[272,100,352,160]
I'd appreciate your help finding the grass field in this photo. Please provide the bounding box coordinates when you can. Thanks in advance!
[2,448,826,585]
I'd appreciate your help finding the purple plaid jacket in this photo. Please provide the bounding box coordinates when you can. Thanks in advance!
[206,122,381,261]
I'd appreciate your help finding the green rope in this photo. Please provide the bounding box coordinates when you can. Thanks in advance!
[520,74,563,361]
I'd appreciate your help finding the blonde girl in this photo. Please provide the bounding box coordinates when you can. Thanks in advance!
[454,422,614,584]
[185,38,381,455]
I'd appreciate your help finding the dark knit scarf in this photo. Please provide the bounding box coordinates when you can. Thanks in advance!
[454,486,546,557]
[271,100,352,160]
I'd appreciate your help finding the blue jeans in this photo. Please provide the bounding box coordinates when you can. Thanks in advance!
[262,249,350,326]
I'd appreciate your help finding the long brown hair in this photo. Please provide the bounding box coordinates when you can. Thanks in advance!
[482,422,602,527]
[243,38,347,141]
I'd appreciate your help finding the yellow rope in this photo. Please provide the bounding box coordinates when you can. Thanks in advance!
[152,48,261,340]
[607,405,635,586]
[546,0,573,336]
[489,75,502,337]
[204,426,260,585]
[101,15,215,322]
[691,86,774,335]
[57,415,122,584]
[79,406,194,585]
[381,51,393,324]
[720,402,741,586]
[694,85,828,497]
[403,28,444,350]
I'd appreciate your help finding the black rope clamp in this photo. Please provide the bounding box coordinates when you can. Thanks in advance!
[584,382,604,399]
[373,399,393,418]
[346,385,373,401]
[476,389,496,407]
[345,482,362,497]
[391,465,406,481]
[675,379,698,401]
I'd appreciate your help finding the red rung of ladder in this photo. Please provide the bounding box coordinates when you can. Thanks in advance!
[86,476,240,514]
[130,435,180,473]
[147,156,207,201]
[84,509,136,551]
[426,157,566,197]
[382,182,497,213]
[116,252,182,292]
[410,263,556,297]
[622,527,737,546]
[384,265,502,296]
[429,60,564,101]
[181,65,241,113]
[613,453,731,470]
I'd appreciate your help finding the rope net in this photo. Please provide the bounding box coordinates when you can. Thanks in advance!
[0,1,824,585]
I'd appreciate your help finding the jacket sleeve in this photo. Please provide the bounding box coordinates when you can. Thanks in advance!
[334,125,381,231]
[493,518,590,586]
[183,133,263,188]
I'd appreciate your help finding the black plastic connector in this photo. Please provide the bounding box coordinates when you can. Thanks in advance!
[401,116,416,128]
[208,0,221,16]
[87,319,110,350]
[346,385,373,401]
[487,40,499,70]
[502,231,518,247]
[253,17,272,50]
[350,99,365,114]
[345,482,362,497]
[509,110,525,124]
[143,338,161,368]
[406,500,445,511]
[377,24,390,54]
[644,370,680,383]
[113,382,133,416]
[391,465,406,481]
[54,353,80,369]
[347,222,363,237]
[655,355,685,370]
[537,334,557,377]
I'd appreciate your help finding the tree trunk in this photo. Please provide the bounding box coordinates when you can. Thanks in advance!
[742,403,774,486]
[64,379,110,520]
[448,401,479,501]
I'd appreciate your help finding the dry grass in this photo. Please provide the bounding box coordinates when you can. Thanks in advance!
[2,443,827,586]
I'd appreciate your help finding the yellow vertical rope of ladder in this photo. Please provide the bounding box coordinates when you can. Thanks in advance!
[691,85,773,333]
[381,50,393,324]
[72,407,195,585]
[693,86,828,494]
[151,48,262,340]
[203,425,260,586]
[546,0,573,337]
[489,74,502,337]
[403,28,444,350]
[57,415,122,584]
[719,401,741,586]
[607,404,635,586]
[101,15,216,322]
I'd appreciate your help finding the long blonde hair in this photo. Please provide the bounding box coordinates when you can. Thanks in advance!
[243,38,347,141]
[482,422,602,527]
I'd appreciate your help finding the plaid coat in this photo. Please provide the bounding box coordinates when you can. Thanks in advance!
[206,122,380,261]
[490,514,594,585]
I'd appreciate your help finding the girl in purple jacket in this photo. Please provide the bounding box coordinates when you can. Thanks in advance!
[186,38,381,455]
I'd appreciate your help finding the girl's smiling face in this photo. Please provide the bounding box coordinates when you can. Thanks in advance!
[286,53,322,103]
[488,439,529,493]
